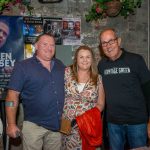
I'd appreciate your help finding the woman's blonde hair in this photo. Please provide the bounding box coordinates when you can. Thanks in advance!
[70,45,98,85]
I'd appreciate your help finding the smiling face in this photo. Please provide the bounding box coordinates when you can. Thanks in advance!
[35,35,55,61]
[0,22,9,48]
[100,29,122,61]
[77,49,92,71]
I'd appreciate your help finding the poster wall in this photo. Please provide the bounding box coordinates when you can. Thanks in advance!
[23,16,80,64]
[0,16,24,99]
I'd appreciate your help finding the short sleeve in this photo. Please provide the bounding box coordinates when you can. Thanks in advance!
[7,62,25,92]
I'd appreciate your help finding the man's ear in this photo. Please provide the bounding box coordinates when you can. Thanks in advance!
[117,37,121,46]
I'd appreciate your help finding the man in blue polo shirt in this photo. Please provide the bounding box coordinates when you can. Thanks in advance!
[5,33,65,150]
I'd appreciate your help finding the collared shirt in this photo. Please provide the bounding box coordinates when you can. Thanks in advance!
[7,55,65,130]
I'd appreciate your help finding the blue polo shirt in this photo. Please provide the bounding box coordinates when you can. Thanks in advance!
[7,55,65,131]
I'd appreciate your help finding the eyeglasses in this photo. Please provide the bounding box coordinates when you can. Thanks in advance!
[101,38,118,47]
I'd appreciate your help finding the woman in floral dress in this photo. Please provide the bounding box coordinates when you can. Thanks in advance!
[62,45,105,150]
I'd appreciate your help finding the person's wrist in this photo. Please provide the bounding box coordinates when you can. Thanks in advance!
[7,123,16,127]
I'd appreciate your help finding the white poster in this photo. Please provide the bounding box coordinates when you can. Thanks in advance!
[62,17,81,45]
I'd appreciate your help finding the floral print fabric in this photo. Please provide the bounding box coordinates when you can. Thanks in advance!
[62,67,101,150]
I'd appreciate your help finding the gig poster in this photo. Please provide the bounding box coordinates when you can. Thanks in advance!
[23,16,44,44]
[62,17,81,45]
[0,16,24,99]
[43,17,62,45]
[23,17,43,58]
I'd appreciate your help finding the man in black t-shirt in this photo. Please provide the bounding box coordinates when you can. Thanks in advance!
[98,28,150,150]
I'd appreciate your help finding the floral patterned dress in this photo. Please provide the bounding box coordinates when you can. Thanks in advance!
[62,67,101,150]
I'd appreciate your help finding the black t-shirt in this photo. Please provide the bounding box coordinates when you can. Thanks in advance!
[98,50,150,124]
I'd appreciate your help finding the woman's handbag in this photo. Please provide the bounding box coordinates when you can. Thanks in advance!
[60,101,80,135]
[60,118,71,135]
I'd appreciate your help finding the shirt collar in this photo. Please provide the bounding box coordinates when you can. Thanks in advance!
[33,54,55,70]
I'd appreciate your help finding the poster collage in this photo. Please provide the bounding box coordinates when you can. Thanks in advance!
[24,17,81,58]
[0,16,81,99]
